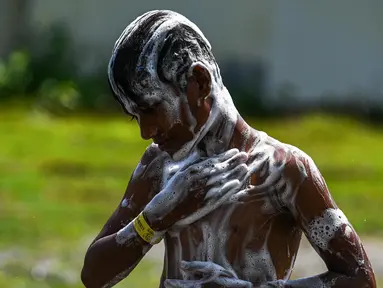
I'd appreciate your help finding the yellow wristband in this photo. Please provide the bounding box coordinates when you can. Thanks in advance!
[133,212,163,245]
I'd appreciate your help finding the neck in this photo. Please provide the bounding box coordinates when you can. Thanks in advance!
[198,89,256,157]
[171,87,258,161]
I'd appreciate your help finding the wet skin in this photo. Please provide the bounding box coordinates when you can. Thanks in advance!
[81,65,376,288]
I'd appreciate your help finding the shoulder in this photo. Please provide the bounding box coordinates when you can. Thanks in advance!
[254,132,316,186]
[131,143,169,180]
[263,132,331,199]
[249,132,331,212]
[124,144,169,213]
[141,143,164,165]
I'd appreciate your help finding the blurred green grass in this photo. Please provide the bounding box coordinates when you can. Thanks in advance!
[0,107,382,287]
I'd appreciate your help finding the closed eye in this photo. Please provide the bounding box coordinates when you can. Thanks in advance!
[126,112,137,121]
[139,107,155,114]
[138,102,160,114]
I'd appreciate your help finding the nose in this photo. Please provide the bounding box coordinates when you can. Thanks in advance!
[139,116,158,140]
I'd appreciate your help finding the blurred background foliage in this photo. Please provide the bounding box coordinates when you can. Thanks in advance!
[0,23,112,114]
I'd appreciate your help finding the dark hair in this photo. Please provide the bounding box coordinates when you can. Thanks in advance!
[108,10,217,107]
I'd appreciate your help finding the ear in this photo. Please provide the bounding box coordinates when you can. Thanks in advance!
[188,62,211,100]
[185,63,213,132]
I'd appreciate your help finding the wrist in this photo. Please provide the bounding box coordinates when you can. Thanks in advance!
[262,280,287,288]
[133,211,165,245]
[143,209,170,231]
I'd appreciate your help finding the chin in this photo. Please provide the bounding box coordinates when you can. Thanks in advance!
[165,147,185,161]
[157,144,180,158]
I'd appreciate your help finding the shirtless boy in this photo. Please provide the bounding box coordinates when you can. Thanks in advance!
[81,10,376,288]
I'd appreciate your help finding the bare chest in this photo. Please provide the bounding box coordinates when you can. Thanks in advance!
[163,200,301,283]
[159,143,304,282]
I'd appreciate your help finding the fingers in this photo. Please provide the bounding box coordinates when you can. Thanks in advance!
[181,261,236,278]
[209,152,248,175]
[257,280,286,288]
[165,278,251,288]
[166,261,250,288]
[164,279,202,288]
[206,162,249,187]
[213,277,253,287]
[213,179,243,199]
[228,151,249,166]
[230,163,249,180]
[216,148,240,160]
[172,173,246,227]
[199,148,240,167]
[205,179,239,199]
[180,261,212,278]
[199,149,242,168]
[177,150,203,173]
[181,260,214,273]
[173,179,243,226]
[186,149,248,181]
[186,154,248,188]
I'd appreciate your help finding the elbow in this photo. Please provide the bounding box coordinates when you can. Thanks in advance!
[81,268,89,287]
[355,268,377,288]
[361,276,376,288]
[81,264,106,288]
[81,264,95,288]
[364,275,377,288]
[81,253,102,288]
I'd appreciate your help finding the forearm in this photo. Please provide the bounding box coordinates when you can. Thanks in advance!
[81,221,152,288]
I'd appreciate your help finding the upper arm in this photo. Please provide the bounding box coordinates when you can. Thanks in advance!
[90,145,164,244]
[283,151,375,284]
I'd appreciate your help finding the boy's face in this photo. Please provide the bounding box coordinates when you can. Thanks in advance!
[115,65,212,159]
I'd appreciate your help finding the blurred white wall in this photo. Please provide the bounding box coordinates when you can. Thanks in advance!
[1,0,382,100]
[269,0,383,100]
